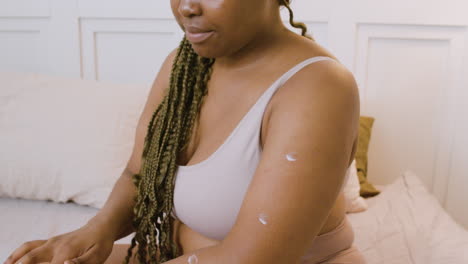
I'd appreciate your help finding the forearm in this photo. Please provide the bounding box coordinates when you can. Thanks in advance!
[85,168,137,241]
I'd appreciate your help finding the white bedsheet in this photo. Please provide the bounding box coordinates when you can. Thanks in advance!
[348,171,468,264]
[1,171,467,263]
[0,198,134,262]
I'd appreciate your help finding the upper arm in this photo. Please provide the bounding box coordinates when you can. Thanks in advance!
[219,61,360,264]
[125,48,178,176]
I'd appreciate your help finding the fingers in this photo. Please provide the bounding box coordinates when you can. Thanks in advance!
[53,244,98,264]
[9,243,52,264]
[4,240,47,264]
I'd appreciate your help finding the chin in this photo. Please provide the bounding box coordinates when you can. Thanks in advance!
[187,35,233,59]
[190,44,223,59]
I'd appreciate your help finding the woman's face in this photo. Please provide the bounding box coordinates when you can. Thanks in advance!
[170,0,278,58]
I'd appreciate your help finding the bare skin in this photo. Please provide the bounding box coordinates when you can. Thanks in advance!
[107,30,356,264]
[4,1,357,263]
[105,0,359,261]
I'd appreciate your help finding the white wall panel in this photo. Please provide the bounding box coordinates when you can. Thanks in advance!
[343,0,468,26]
[0,17,49,73]
[78,0,174,19]
[354,24,467,219]
[0,0,50,17]
[365,36,448,184]
[445,35,468,228]
[79,18,183,84]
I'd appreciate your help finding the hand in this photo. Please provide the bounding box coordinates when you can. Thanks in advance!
[4,223,115,264]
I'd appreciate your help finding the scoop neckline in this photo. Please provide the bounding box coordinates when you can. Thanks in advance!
[176,78,278,171]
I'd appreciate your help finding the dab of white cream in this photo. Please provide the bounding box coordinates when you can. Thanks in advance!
[258,213,269,225]
[286,152,298,161]
[188,254,198,264]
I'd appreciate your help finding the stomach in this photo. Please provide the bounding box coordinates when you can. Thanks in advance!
[172,193,346,255]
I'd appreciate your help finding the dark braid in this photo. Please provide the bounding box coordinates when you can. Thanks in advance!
[122,3,311,263]
[122,37,214,263]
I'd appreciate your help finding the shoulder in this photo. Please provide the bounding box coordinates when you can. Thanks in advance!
[264,55,360,149]
[271,56,359,124]
[160,47,180,86]
[144,47,179,108]
[269,37,359,123]
[144,47,179,111]
[283,57,357,103]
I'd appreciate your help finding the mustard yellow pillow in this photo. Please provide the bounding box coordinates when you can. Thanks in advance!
[357,116,380,197]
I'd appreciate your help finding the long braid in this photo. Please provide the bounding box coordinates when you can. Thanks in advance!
[123,37,214,263]
[123,3,311,263]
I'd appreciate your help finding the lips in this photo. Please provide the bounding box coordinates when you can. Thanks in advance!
[184,25,214,44]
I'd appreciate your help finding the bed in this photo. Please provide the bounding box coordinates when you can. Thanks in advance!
[1,72,468,264]
[2,171,467,263]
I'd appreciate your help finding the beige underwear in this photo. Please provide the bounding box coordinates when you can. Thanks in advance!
[300,217,367,264]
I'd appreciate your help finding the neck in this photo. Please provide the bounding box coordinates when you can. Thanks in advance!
[214,18,292,72]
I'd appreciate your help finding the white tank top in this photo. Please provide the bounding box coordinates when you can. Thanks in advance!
[171,56,349,241]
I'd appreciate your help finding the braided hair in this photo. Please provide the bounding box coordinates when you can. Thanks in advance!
[123,1,314,263]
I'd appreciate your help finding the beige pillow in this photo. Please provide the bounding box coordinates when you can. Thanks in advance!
[357,116,380,197]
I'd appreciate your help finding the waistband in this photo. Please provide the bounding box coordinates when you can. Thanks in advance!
[300,216,355,263]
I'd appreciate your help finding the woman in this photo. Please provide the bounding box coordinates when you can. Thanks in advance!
[4,0,365,263]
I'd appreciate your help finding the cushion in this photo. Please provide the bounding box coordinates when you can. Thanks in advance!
[0,71,149,208]
[356,116,380,197]
[343,159,368,213]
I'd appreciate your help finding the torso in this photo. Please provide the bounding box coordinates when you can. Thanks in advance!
[171,37,357,254]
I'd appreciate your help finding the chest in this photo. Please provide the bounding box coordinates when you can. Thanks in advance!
[176,71,277,167]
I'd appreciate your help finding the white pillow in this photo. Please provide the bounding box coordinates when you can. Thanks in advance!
[0,72,150,208]
[343,159,368,213]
